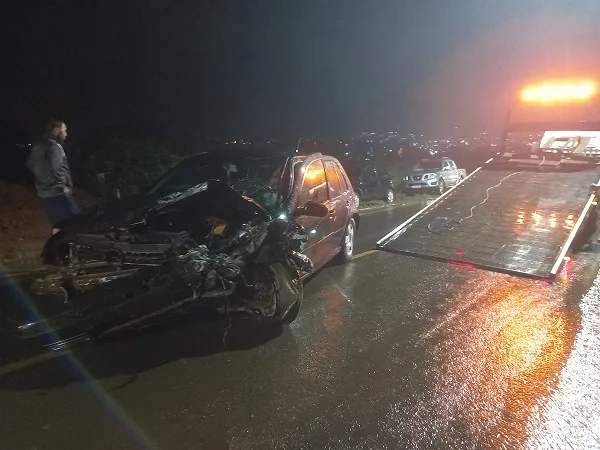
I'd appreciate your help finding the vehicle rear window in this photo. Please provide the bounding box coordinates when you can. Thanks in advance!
[324,160,343,198]
[418,159,443,170]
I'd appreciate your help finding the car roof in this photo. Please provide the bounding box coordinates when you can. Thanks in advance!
[183,147,287,162]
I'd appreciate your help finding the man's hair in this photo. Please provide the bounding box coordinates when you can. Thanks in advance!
[45,119,65,137]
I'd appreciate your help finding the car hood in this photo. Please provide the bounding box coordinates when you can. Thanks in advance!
[409,168,440,175]
[58,180,270,233]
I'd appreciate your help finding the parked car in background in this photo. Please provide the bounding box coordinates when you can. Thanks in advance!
[403,157,466,195]
[344,161,395,206]
[13,149,360,347]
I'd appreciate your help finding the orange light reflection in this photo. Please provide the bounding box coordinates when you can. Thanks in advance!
[515,210,577,231]
[304,169,323,181]
[423,273,575,447]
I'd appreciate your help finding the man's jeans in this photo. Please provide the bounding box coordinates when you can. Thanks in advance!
[42,194,80,228]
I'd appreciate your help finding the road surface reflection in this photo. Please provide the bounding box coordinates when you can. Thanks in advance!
[403,270,578,448]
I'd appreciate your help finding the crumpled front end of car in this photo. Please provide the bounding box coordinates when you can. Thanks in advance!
[17,181,311,344]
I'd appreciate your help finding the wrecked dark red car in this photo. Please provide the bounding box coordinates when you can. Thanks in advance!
[16,149,359,348]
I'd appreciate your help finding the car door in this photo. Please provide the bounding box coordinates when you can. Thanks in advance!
[361,165,380,200]
[376,167,392,198]
[292,159,332,269]
[441,159,453,185]
[443,160,460,186]
[323,159,349,251]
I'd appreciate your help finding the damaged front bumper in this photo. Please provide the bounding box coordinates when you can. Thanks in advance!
[30,266,141,298]
[19,236,309,343]
[15,181,311,345]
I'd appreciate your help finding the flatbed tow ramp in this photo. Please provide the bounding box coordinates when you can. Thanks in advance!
[377,156,600,280]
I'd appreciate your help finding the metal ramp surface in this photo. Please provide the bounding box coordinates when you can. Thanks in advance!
[377,164,600,279]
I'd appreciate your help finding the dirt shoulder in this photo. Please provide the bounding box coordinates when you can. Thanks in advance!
[0,181,98,272]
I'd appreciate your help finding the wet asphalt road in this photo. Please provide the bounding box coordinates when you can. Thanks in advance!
[2,196,600,449]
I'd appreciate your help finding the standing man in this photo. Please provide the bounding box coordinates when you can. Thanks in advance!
[27,119,79,232]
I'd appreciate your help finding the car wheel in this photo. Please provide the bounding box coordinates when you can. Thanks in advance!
[438,179,446,195]
[385,189,394,203]
[337,218,356,263]
[249,262,303,324]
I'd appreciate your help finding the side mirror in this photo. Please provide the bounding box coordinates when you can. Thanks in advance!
[294,201,328,218]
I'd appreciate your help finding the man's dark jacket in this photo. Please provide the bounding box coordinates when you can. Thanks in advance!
[26,138,73,198]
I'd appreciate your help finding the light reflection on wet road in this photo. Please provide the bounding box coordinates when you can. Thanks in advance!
[1,199,600,449]
[527,274,600,449]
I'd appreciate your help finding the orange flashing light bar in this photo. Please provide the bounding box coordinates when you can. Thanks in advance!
[520,81,597,103]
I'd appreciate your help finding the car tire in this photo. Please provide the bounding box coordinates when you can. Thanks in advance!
[337,218,356,263]
[385,189,394,203]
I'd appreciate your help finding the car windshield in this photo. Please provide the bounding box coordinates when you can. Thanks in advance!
[417,159,443,170]
[147,153,286,212]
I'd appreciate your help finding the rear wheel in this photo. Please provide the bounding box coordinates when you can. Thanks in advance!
[337,218,356,263]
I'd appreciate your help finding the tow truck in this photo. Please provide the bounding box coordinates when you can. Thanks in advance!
[377,80,600,281]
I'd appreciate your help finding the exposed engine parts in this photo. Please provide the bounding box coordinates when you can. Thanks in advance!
[23,181,311,340]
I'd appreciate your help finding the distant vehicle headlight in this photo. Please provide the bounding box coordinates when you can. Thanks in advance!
[403,176,409,181]
[423,173,436,180]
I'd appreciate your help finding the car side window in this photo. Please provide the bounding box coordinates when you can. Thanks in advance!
[378,167,391,181]
[324,160,343,199]
[297,159,328,206]
[363,166,378,184]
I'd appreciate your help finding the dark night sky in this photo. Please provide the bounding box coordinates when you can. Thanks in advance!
[2,0,600,140]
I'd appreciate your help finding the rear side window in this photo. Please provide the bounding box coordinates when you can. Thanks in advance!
[324,160,343,198]
[335,162,349,191]
[297,159,328,206]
